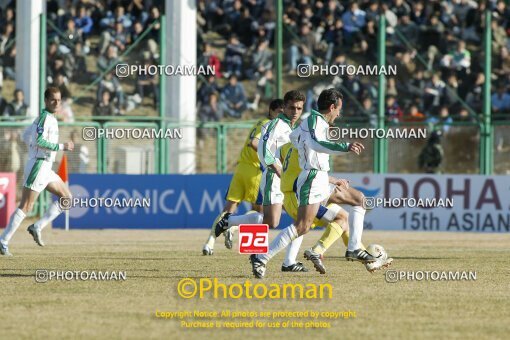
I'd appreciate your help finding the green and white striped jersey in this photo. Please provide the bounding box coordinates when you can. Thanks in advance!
[289,110,350,171]
[23,109,62,162]
[257,113,295,169]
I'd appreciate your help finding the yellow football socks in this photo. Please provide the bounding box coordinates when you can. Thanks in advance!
[312,221,344,255]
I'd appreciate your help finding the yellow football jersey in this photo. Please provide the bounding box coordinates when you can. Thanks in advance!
[280,143,301,193]
[238,117,270,167]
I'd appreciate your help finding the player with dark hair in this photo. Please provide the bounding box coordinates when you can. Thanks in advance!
[202,99,284,255]
[215,90,309,271]
[0,87,74,256]
[248,88,375,278]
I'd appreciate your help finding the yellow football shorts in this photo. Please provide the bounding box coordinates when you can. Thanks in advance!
[226,162,262,204]
[283,191,328,229]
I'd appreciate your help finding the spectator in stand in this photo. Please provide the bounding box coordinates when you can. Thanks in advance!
[99,20,129,55]
[385,95,403,122]
[72,42,89,81]
[405,68,426,106]
[1,26,15,79]
[97,45,120,73]
[386,77,398,97]
[341,74,364,102]
[127,0,149,25]
[341,1,366,47]
[391,0,411,19]
[0,6,15,28]
[3,89,28,119]
[361,18,377,62]
[198,75,220,106]
[454,108,477,123]
[0,89,7,116]
[491,19,507,53]
[394,15,419,51]
[97,71,125,113]
[224,0,243,34]
[100,5,132,31]
[93,90,116,118]
[256,8,275,43]
[424,73,446,115]
[404,104,426,122]
[246,40,272,80]
[465,72,484,113]
[0,23,15,77]
[199,92,222,123]
[441,40,471,81]
[443,74,460,111]
[256,69,275,101]
[223,34,246,78]
[494,46,510,79]
[289,21,316,73]
[429,106,453,133]
[135,57,159,109]
[361,96,376,125]
[220,75,247,118]
[395,50,416,87]
[491,85,510,116]
[234,6,255,48]
[74,6,93,39]
[323,18,343,66]
[60,18,83,54]
[146,6,162,57]
[198,43,221,78]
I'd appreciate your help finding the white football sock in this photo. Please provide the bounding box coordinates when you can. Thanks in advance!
[0,208,26,245]
[346,206,365,251]
[205,231,215,248]
[34,201,63,231]
[258,224,298,264]
[283,235,303,267]
[228,211,263,227]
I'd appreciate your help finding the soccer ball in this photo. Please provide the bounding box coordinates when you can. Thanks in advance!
[365,244,387,260]
[365,244,392,273]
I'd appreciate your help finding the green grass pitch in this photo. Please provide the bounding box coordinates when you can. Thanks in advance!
[0,228,508,339]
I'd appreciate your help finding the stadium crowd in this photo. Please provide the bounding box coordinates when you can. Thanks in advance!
[0,0,509,124]
[197,0,510,124]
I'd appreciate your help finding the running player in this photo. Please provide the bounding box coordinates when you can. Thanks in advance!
[215,91,306,271]
[202,99,284,255]
[215,90,307,271]
[0,87,74,256]
[249,88,375,278]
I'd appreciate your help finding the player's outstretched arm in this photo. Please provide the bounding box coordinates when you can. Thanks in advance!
[308,130,351,155]
[347,142,365,155]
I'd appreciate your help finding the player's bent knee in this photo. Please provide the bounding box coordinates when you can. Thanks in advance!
[336,208,348,224]
[356,191,365,207]
[320,203,343,223]
[331,187,344,203]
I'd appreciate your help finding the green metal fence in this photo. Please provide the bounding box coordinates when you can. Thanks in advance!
[2,120,508,177]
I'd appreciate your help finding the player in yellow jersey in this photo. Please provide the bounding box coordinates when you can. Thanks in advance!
[202,99,284,255]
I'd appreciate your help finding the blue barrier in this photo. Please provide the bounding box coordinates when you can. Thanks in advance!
[53,174,292,229]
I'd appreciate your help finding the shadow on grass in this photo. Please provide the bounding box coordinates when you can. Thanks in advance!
[0,273,35,278]
[324,256,448,260]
